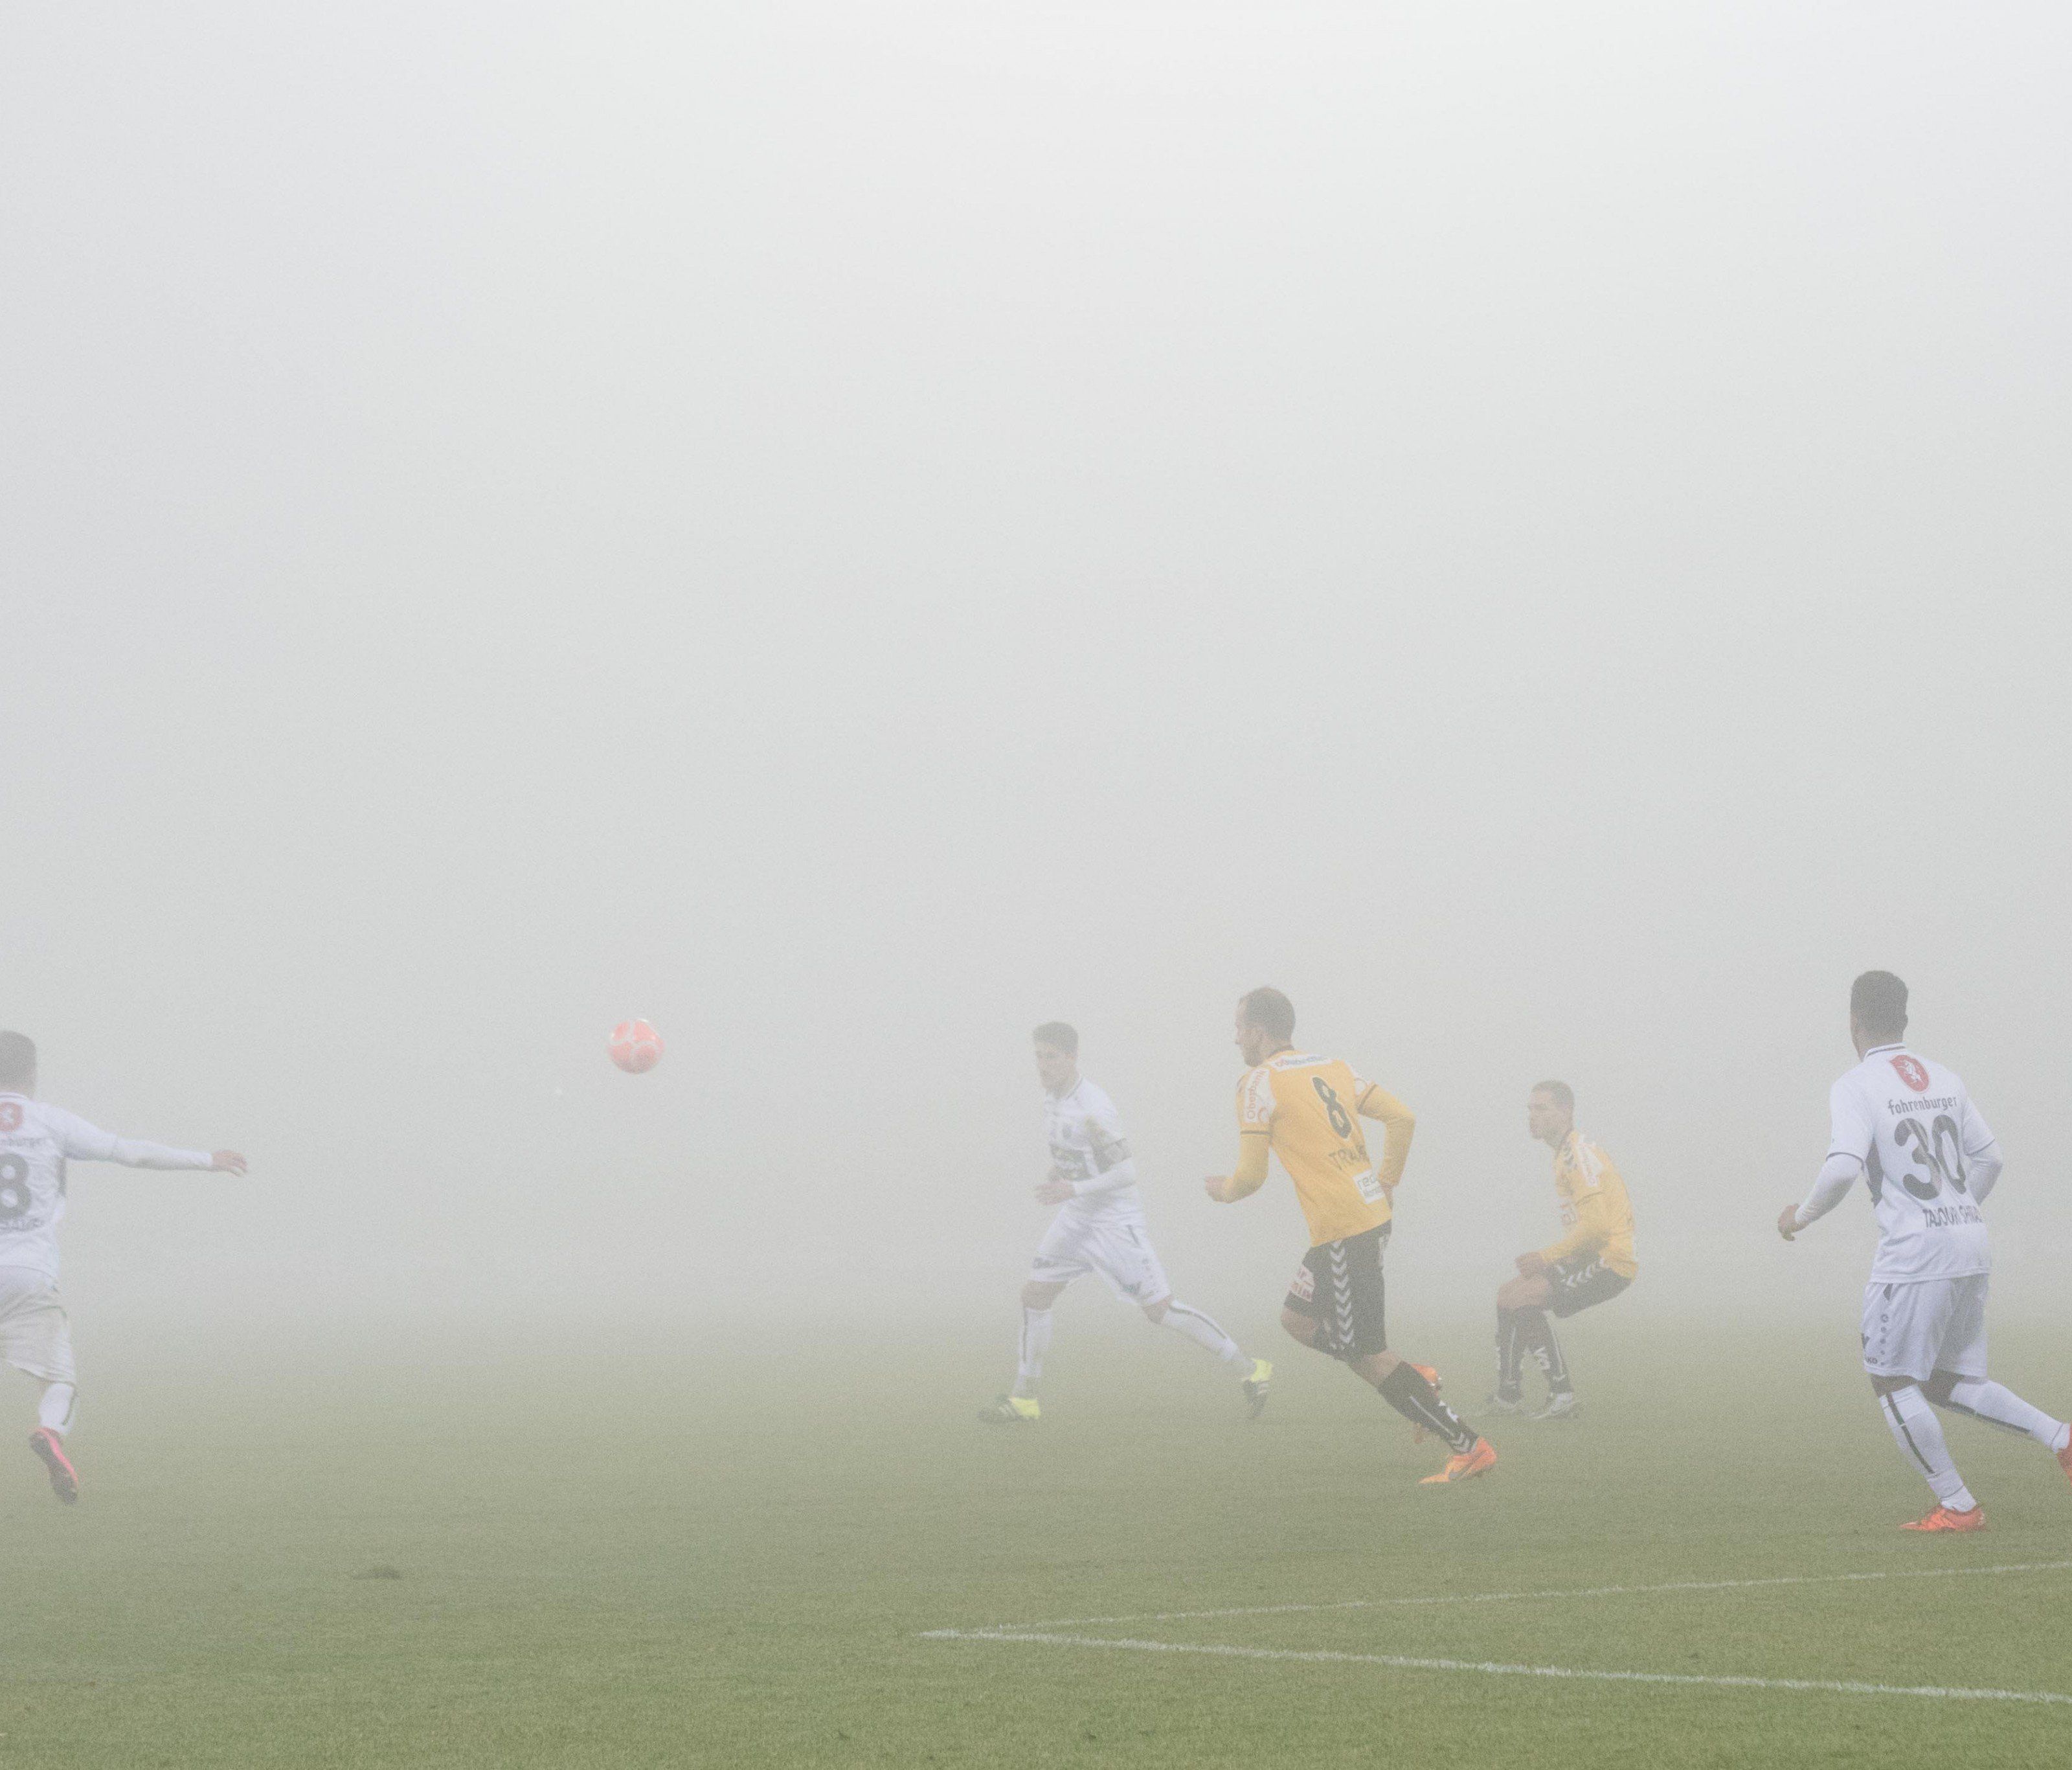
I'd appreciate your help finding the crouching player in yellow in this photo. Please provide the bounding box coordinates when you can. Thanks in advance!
[1490,1080,1637,1420]
[1204,988,1496,1486]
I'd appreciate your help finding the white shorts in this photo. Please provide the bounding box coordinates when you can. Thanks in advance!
[1861,1274,1989,1383]
[1028,1211,1171,1306]
[0,1267,75,1385]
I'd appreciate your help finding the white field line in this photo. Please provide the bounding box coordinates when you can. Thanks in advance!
[982,1558,2072,1633]
[918,1629,2072,1707]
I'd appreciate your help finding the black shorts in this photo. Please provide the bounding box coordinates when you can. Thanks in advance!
[1546,1254,1632,1319]
[1285,1224,1390,1358]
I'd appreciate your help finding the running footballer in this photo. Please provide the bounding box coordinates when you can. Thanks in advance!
[1204,988,1495,1485]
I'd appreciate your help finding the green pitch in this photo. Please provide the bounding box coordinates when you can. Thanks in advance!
[5,1310,2070,1768]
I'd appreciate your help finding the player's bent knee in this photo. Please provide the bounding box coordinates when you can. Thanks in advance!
[1869,1374,1917,1397]
[1140,1297,1171,1322]
[1280,1308,1317,1345]
[1922,1370,1960,1405]
[1020,1281,1062,1309]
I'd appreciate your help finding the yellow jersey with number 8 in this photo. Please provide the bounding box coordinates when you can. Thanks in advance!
[1234,1050,1410,1246]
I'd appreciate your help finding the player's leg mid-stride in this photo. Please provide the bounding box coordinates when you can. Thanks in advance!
[1204,989,1495,1484]
[1278,1262,1496,1486]
[978,1277,1272,1426]
[0,1269,82,1503]
[1869,1358,2072,1532]
[981,1024,1269,1425]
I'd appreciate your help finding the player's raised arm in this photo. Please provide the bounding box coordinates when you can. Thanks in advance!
[52,1108,243,1174]
[1353,1078,1414,1192]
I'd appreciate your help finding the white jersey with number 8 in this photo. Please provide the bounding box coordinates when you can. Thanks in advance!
[1826,1044,1998,1283]
[0,1093,214,1284]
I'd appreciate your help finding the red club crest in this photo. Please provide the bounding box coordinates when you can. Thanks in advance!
[0,1102,19,1133]
[1891,1056,1930,1093]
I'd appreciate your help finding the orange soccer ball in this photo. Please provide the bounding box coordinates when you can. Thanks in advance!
[608,1018,663,1074]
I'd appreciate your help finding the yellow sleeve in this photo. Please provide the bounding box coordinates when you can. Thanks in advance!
[1540,1186,1614,1265]
[1221,1132,1271,1201]
[1355,1083,1415,1191]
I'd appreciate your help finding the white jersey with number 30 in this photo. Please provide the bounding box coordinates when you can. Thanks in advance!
[1827,1045,1998,1283]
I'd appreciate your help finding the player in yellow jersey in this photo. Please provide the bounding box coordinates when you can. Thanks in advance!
[1489,1080,1637,1420]
[1203,988,1496,1486]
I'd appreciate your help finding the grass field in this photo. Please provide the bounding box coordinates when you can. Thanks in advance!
[5,1306,2071,1768]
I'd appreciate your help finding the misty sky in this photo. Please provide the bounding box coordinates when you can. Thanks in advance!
[3,4,2067,1341]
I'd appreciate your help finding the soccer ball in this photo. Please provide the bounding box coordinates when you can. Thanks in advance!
[608,1018,663,1074]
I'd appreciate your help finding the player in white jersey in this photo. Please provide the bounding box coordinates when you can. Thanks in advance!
[980,1023,1270,1424]
[0,1031,247,1503]
[1779,973,2072,1532]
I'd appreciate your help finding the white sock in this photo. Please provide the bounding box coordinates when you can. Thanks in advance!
[38,1383,76,1436]
[1881,1385,1977,1512]
[1942,1378,2071,1451]
[1160,1301,1249,1370]
[1013,1308,1052,1398]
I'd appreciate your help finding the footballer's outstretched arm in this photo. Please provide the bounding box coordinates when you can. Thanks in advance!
[55,1109,246,1174]
[1353,1082,1414,1191]
[1205,1131,1270,1203]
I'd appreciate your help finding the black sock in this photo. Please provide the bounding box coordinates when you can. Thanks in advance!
[1496,1309,1524,1398]
[1515,1308,1571,1394]
[1377,1362,1479,1455]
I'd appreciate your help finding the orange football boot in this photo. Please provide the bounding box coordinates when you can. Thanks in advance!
[1420,1436,1498,1486]
[29,1429,78,1504]
[1900,1504,1985,1533]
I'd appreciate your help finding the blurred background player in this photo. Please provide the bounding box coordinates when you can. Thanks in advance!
[0,1030,247,1503]
[1779,971,2072,1532]
[980,1023,1269,1425]
[1489,1081,1638,1420]
[1203,988,1495,1485]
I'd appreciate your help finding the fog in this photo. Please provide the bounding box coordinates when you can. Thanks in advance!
[3,4,2067,1356]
